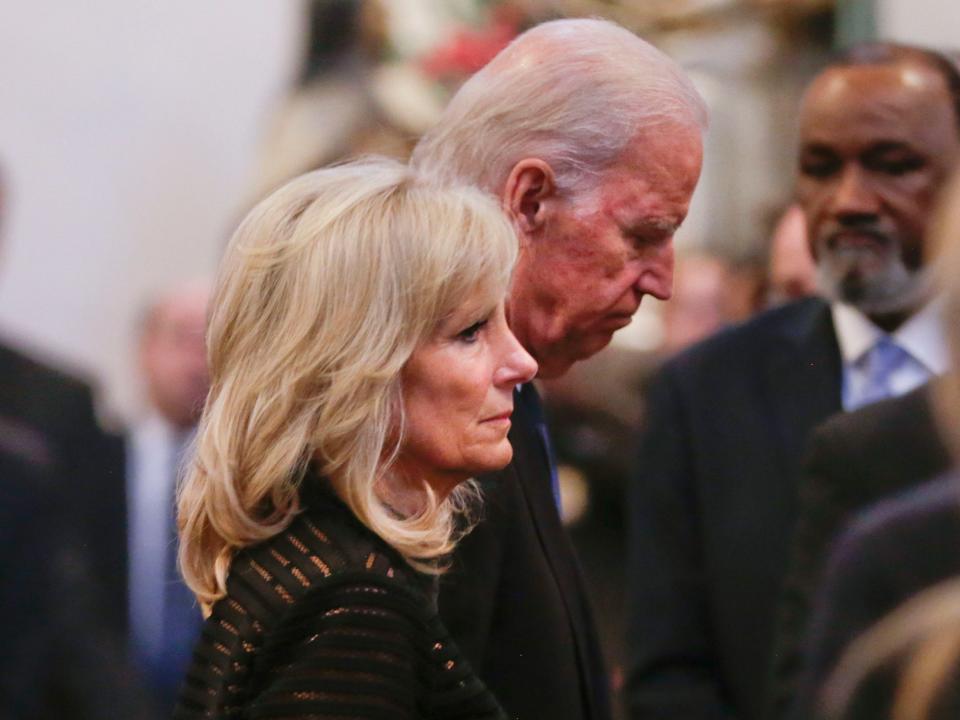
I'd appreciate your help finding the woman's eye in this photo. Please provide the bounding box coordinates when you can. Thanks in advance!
[457,320,488,344]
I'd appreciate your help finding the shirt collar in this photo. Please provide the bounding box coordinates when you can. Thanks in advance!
[830,296,950,374]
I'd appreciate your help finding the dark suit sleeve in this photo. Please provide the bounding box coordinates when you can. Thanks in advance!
[437,475,508,670]
[624,366,733,720]
[795,481,960,720]
[770,424,853,719]
[794,518,906,719]
[0,453,159,720]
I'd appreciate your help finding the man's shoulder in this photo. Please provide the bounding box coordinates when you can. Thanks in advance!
[0,339,94,399]
[807,383,951,489]
[814,384,933,445]
[836,474,960,564]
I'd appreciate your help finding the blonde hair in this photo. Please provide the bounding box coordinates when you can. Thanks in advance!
[178,157,517,609]
[931,167,960,459]
[410,18,707,196]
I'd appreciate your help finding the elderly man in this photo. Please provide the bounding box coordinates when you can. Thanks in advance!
[625,43,960,720]
[411,18,707,720]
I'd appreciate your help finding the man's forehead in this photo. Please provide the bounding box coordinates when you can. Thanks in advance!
[798,63,960,154]
[803,61,950,123]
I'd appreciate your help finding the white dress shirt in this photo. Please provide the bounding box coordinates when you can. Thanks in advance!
[831,297,949,411]
[126,414,191,661]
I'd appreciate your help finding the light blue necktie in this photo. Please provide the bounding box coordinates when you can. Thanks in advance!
[854,336,911,410]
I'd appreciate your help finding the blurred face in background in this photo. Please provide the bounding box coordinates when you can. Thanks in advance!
[140,284,211,429]
[767,204,818,305]
[796,60,960,326]
[660,253,731,355]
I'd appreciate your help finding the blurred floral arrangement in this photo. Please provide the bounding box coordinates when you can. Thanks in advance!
[256,0,832,193]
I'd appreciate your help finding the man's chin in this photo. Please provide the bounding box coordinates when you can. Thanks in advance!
[819,263,934,318]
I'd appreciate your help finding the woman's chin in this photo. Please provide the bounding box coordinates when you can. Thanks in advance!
[467,441,514,477]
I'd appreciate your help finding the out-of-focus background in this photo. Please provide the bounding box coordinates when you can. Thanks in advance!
[1,0,958,714]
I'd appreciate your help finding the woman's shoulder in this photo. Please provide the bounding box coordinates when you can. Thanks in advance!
[177,507,434,718]
[226,500,426,620]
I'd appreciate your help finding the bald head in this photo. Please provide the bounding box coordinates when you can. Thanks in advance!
[140,281,211,429]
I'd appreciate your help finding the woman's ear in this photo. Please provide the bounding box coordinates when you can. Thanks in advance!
[502,159,557,234]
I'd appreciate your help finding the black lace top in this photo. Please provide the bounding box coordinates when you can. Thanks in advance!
[174,478,506,720]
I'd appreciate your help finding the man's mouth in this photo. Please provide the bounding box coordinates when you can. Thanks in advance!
[824,229,891,253]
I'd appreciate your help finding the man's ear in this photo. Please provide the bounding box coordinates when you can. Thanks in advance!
[502,159,557,235]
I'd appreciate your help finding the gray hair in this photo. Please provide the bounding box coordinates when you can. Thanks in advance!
[410,18,708,195]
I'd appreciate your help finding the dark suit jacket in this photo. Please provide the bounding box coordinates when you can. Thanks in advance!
[625,297,843,720]
[0,341,107,477]
[0,441,159,719]
[771,383,952,718]
[438,385,611,720]
[799,475,960,719]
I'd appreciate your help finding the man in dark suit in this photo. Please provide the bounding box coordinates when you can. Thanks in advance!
[799,474,960,719]
[625,43,960,720]
[0,448,161,720]
[770,383,953,716]
[0,167,109,488]
[0,340,109,502]
[411,18,708,720]
[0,164,160,719]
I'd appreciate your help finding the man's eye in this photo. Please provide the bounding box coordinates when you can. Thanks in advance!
[872,156,925,176]
[799,158,840,178]
[457,320,488,343]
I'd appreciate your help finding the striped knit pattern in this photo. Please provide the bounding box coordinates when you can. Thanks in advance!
[174,481,506,720]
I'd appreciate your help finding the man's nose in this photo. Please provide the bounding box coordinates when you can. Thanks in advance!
[832,165,879,223]
[635,240,675,301]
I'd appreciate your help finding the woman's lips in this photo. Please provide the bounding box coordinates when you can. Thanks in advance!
[481,410,513,424]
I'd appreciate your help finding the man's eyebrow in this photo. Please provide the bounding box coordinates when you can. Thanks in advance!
[799,143,835,155]
[864,140,918,155]
[623,217,680,235]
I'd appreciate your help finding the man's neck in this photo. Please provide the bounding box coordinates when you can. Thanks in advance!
[866,308,912,333]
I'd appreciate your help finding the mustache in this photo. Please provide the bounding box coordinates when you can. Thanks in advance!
[817,225,896,249]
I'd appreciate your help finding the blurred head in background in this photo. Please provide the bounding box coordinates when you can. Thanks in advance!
[139,281,211,430]
[796,43,960,330]
[660,251,732,356]
[767,203,818,305]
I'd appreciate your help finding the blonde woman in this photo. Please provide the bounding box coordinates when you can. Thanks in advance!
[173,158,536,719]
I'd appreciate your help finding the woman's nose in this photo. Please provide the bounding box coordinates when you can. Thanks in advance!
[495,330,538,386]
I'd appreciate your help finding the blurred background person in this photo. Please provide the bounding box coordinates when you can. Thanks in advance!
[767,203,819,306]
[660,251,738,356]
[626,41,959,720]
[175,158,536,719]
[103,282,211,713]
[801,167,960,720]
[0,163,112,549]
[0,167,158,720]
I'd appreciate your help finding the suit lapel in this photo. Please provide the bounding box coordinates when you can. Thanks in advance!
[509,386,600,719]
[762,299,844,474]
